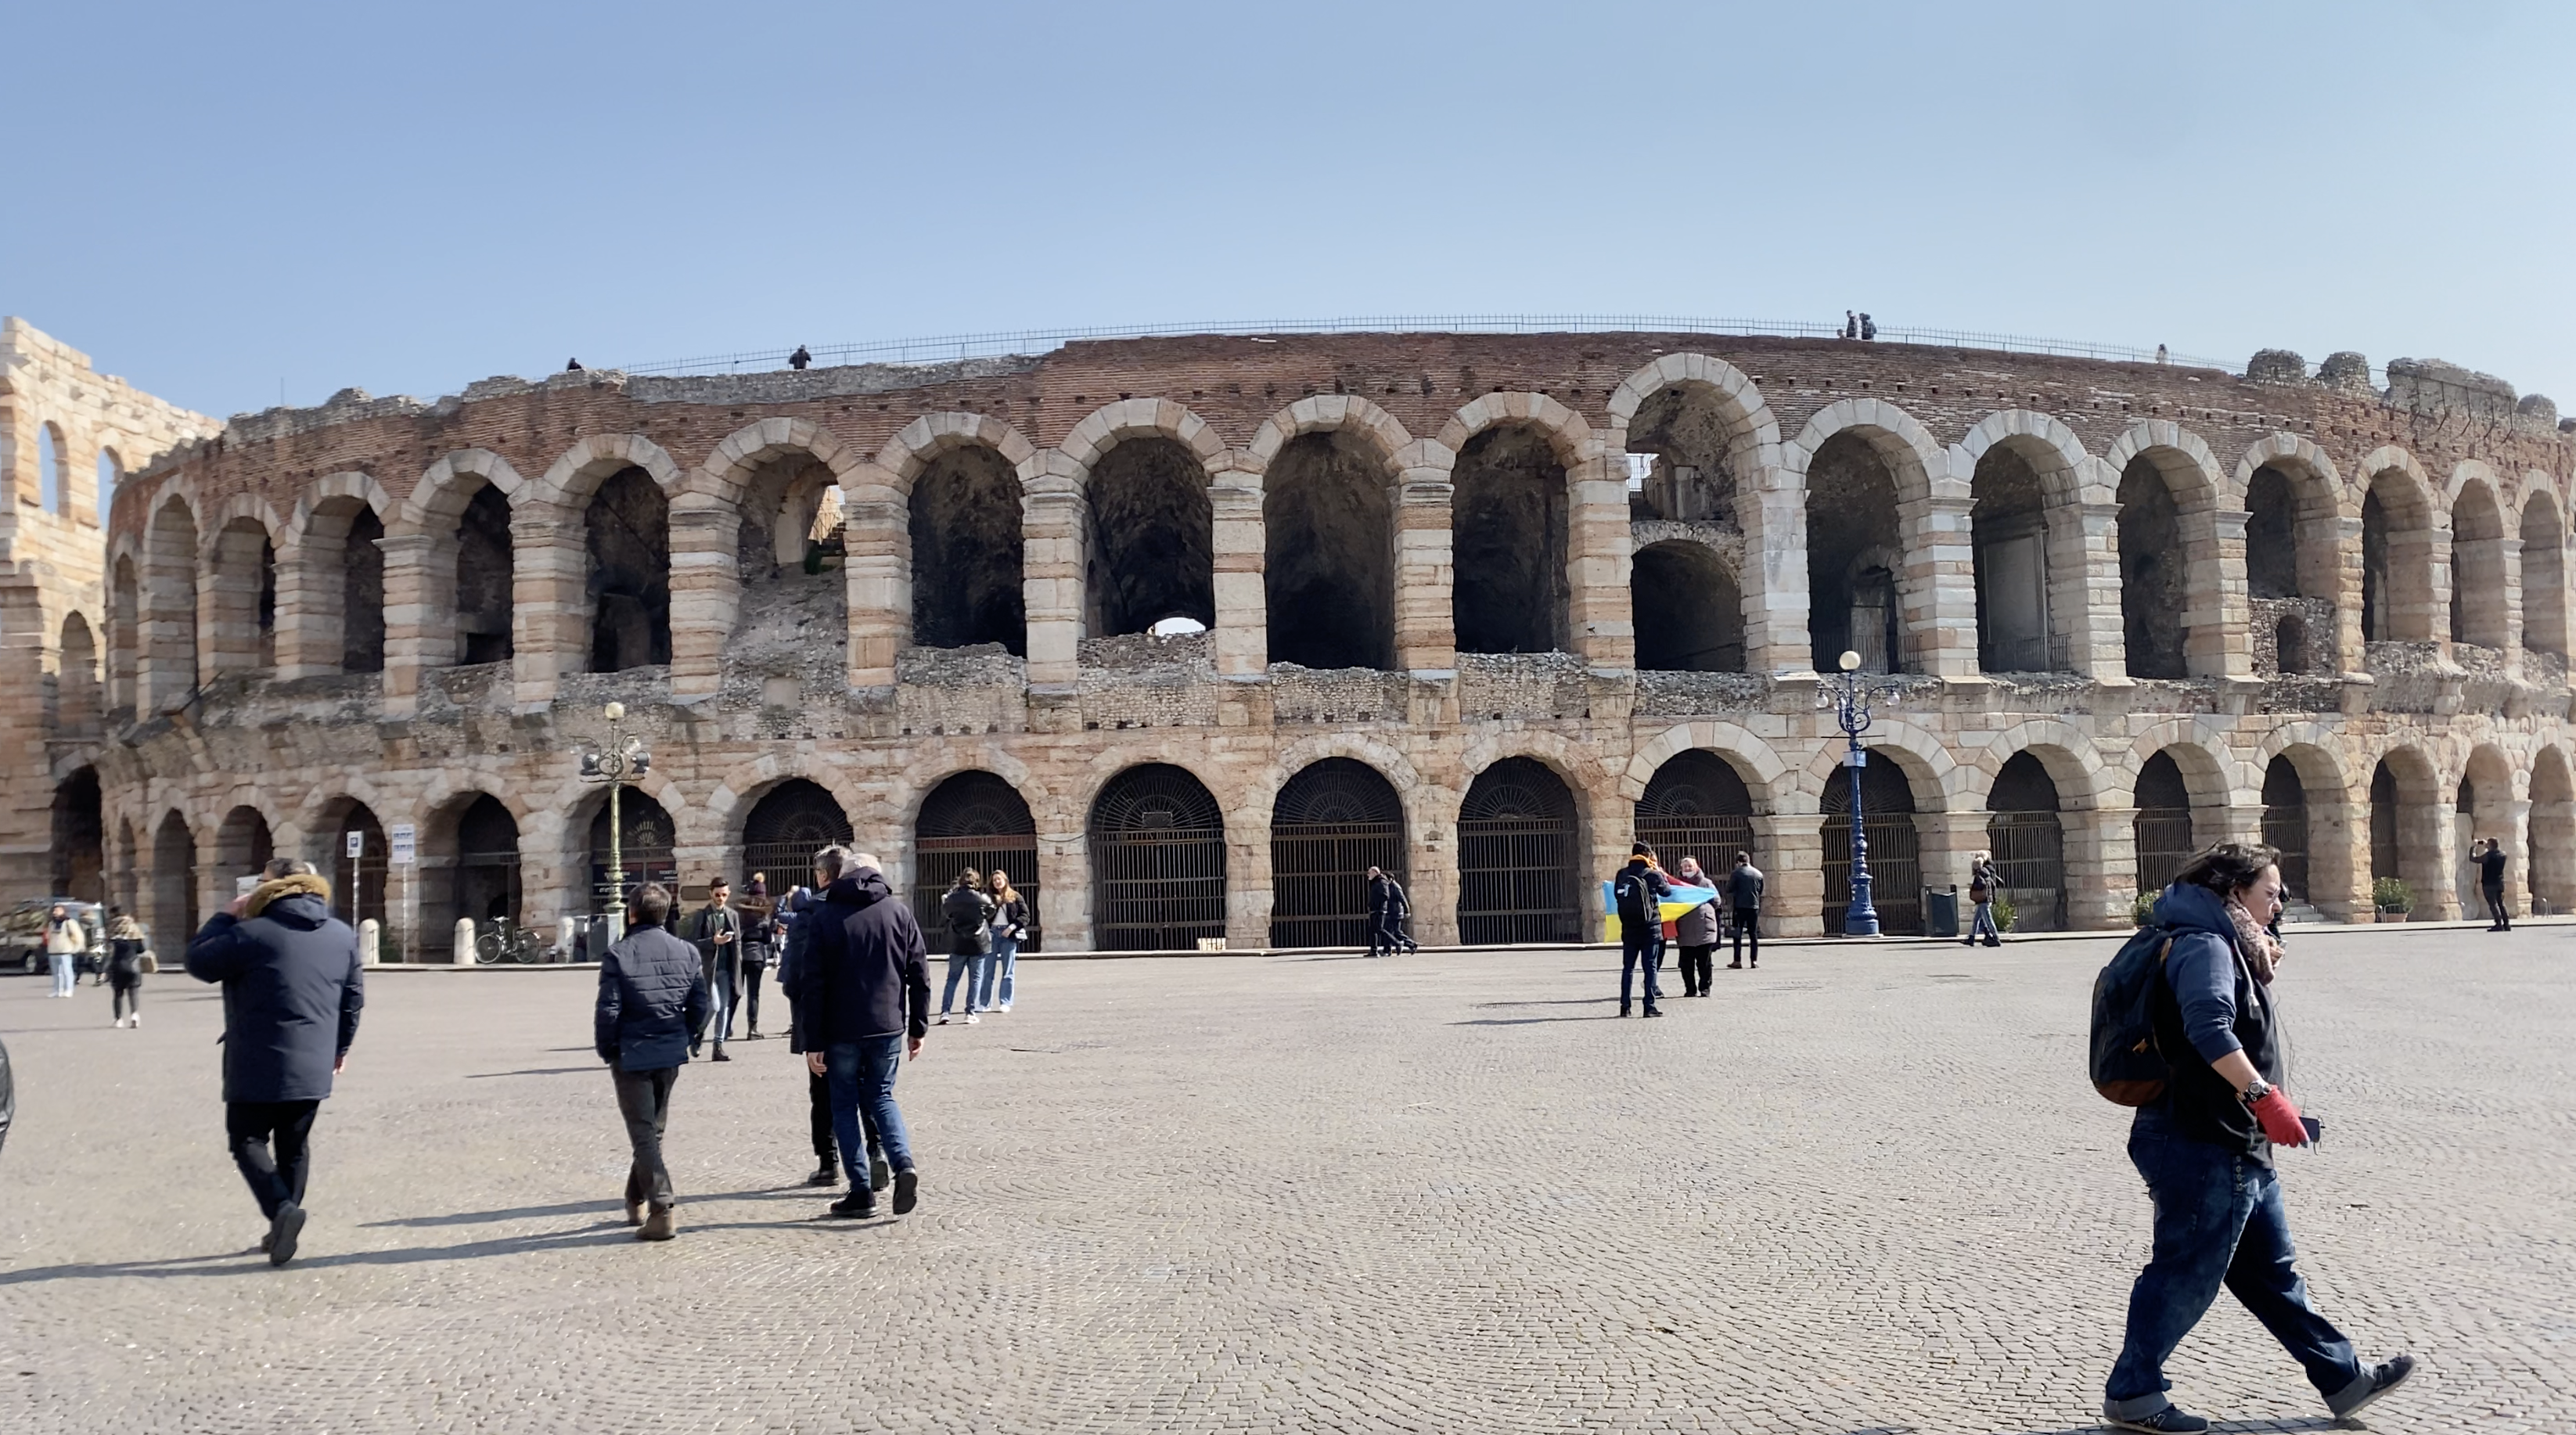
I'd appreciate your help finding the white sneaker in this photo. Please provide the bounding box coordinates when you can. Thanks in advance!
[965,1012,980,1024]
[998,1004,1012,1013]
[936,1014,950,1025]
[131,1012,141,1027]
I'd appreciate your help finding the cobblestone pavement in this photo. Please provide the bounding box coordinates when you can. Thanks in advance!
[2,926,2568,1434]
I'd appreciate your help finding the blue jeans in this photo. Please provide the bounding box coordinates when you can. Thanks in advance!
[2106,1120,2363,1419]
[825,1036,912,1186]
[1967,900,2000,941]
[50,951,76,996]
[980,935,1019,1009]
[940,948,988,1014]
[1619,930,1661,1012]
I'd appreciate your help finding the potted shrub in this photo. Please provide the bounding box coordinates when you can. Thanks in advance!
[2372,878,2414,922]
[2131,890,2157,928]
[1991,891,2017,933]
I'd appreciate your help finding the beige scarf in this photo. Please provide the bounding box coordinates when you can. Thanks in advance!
[246,872,332,918]
[2223,898,2280,985]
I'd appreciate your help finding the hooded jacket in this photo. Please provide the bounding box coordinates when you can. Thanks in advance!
[2145,881,2289,1165]
[789,868,931,1045]
[185,877,365,1104]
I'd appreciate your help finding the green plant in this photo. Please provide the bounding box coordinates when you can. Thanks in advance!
[2372,877,2413,912]
[2131,890,2157,927]
[1991,891,2017,933]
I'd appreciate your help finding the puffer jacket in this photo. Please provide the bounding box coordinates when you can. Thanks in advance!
[595,922,711,1070]
[185,878,365,1104]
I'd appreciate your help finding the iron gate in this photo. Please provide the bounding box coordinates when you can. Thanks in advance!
[1986,810,2066,930]
[1634,749,1758,877]
[1457,757,1581,945]
[915,771,1041,949]
[2263,804,2310,900]
[742,778,856,893]
[1820,813,1921,935]
[1089,764,1225,951]
[2132,810,2195,896]
[1269,758,1406,949]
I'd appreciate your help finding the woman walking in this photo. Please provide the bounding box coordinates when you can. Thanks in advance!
[106,908,148,1027]
[981,869,1031,1012]
[2101,843,2414,1432]
[935,869,995,1026]
[1963,851,2002,947]
[1671,857,1719,998]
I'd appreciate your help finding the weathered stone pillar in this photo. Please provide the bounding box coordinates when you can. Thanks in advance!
[1569,443,1634,671]
[272,538,339,682]
[668,494,741,699]
[2067,804,2133,930]
[2332,515,2366,674]
[2071,501,2128,679]
[1226,807,1272,951]
[2307,789,2369,923]
[841,465,905,689]
[1409,792,1461,947]
[510,502,582,710]
[1391,445,1455,674]
[1913,811,1991,902]
[2403,788,2459,920]
[1743,484,1811,674]
[2505,797,2534,913]
[1750,810,1821,938]
[201,527,268,678]
[2499,535,2525,673]
[1209,457,1266,678]
[2423,523,2455,656]
[1909,491,1980,678]
[1037,826,1092,951]
[2191,508,2254,678]
[1020,454,1086,692]
[378,532,443,716]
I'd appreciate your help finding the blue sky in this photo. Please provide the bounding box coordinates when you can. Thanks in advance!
[5,1,2569,420]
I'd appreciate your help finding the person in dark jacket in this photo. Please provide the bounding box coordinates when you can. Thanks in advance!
[787,846,930,1220]
[1365,867,1416,958]
[934,869,995,1026]
[685,877,742,1059]
[739,874,777,1036]
[106,908,148,1027]
[1612,843,1672,1018]
[779,876,886,1192]
[1725,851,1765,969]
[1670,857,1719,997]
[981,869,1031,1011]
[1963,852,2003,946]
[595,883,709,1242]
[184,858,365,1267]
[2102,843,2414,1433]
[2476,838,2511,931]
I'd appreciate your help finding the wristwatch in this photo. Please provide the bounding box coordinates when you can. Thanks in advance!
[2239,1077,2273,1106]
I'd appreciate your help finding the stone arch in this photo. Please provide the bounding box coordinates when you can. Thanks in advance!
[694,417,863,506]
[1786,400,1948,674]
[1086,761,1228,951]
[2457,742,2519,917]
[201,496,283,675]
[2517,477,2567,662]
[1621,721,1796,809]
[2367,742,2448,918]
[212,804,278,884]
[290,473,393,677]
[1628,539,1744,672]
[49,765,104,902]
[1056,398,1231,481]
[142,493,201,707]
[1052,402,1225,639]
[1434,392,1596,473]
[2527,744,2576,913]
[416,789,526,958]
[1455,749,1588,945]
[1981,747,2073,930]
[583,465,671,672]
[1606,352,1780,477]
[400,449,531,530]
[1246,394,1415,472]
[1956,411,2097,504]
[1970,723,2106,810]
[150,807,200,944]
[56,610,100,737]
[534,433,685,509]
[2445,460,2511,650]
[2128,734,2233,893]
[2103,422,2229,679]
[1631,748,1761,882]
[1797,718,1960,811]
[1267,755,1410,948]
[905,435,1027,655]
[877,412,1042,495]
[1614,361,1776,529]
[2357,447,2440,643]
[2236,434,2345,674]
[108,552,140,710]
[1959,416,2094,674]
[1263,409,1403,670]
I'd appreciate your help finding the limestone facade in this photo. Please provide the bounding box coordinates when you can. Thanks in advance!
[67,332,2576,954]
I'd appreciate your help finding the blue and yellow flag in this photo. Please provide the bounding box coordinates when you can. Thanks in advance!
[1601,882,1718,942]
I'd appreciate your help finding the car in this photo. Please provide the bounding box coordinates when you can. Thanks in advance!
[5,899,107,976]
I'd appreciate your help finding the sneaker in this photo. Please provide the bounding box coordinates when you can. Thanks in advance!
[892,1168,919,1215]
[965,1012,980,1024]
[870,1156,890,1192]
[936,1014,951,1026]
[1643,1008,1664,1018]
[2101,1403,2209,1433]
[826,1192,877,1219]
[998,1004,1012,1013]
[804,1163,838,1188]
[129,1012,141,1026]
[2327,1354,2417,1421]
[267,1202,307,1267]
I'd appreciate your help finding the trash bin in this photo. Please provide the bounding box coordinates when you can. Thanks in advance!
[1923,885,1961,939]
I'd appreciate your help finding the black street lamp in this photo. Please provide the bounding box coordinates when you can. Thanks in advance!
[1822,649,1903,937]
[577,701,651,943]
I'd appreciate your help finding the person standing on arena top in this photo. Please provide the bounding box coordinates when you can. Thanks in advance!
[792,847,930,1220]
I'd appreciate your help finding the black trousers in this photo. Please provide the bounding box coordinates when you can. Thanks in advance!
[1730,908,1761,965]
[225,1099,321,1220]
[2484,884,2510,929]
[111,973,142,1020]
[741,959,768,1031]
[612,1065,680,1210]
[1678,943,1715,994]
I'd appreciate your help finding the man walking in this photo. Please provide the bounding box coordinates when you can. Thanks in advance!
[2477,838,2511,931]
[595,883,708,1242]
[780,874,887,1193]
[1365,865,1416,957]
[685,877,742,1059]
[1614,843,1671,1018]
[183,858,365,1267]
[790,846,930,1220]
[1725,850,1765,969]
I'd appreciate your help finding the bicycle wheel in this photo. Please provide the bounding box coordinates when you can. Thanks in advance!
[473,929,504,965]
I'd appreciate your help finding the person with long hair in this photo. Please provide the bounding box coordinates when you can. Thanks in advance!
[106,908,147,1027]
[936,869,995,1026]
[2102,842,2414,1432]
[980,869,1031,1012]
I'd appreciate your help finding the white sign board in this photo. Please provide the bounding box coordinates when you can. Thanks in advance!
[346,829,365,859]
[237,876,260,897]
[390,823,416,865]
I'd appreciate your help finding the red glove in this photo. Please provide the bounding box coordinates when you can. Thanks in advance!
[2248,1086,2309,1147]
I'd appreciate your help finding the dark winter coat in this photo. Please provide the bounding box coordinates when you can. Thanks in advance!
[2478,847,2509,890]
[1725,862,1766,911]
[2144,882,2288,1167]
[992,893,1031,941]
[940,885,995,955]
[1368,875,1410,922]
[777,887,821,1054]
[1613,858,1671,927]
[184,881,365,1104]
[1672,880,1722,946]
[790,869,932,1045]
[595,923,711,1070]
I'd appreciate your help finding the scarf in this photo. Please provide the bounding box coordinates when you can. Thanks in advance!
[2223,897,2280,986]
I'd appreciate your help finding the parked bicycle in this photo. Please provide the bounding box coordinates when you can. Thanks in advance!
[473,920,551,965]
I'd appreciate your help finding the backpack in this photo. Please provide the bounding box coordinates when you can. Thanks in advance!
[1613,869,1653,924]
[2088,925,2178,1106]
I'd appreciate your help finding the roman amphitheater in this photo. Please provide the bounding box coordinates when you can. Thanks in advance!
[8,317,2573,956]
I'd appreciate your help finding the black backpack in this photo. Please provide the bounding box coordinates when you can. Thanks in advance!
[2089,924,2178,1106]
[1613,869,1654,924]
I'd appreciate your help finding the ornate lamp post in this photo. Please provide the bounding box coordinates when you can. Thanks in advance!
[1822,649,1902,937]
[577,701,651,944]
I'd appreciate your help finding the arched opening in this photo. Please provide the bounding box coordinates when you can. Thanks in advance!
[455,482,516,665]
[1457,756,1582,944]
[416,791,520,960]
[1086,438,1212,638]
[1806,431,1905,673]
[2132,751,2194,894]
[207,516,278,674]
[585,787,677,915]
[1971,445,2059,673]
[340,505,387,672]
[110,556,139,711]
[1088,764,1225,951]
[143,497,200,707]
[2246,463,2338,675]
[315,798,388,932]
[727,452,858,669]
[1624,382,1742,525]
[1820,748,1920,934]
[1633,749,1757,874]
[2369,761,2399,883]
[2455,746,2515,916]
[2529,746,2575,915]
[2244,466,2299,600]
[1630,541,1744,672]
[585,467,670,671]
[58,612,99,736]
[152,811,197,945]
[2116,456,2191,678]
[914,772,1038,948]
[906,444,1024,653]
[743,778,856,887]
[1268,757,1406,948]
[2261,756,2310,902]
[1265,430,1395,670]
[2361,472,2436,642]
[2520,495,2567,664]
[2273,615,2308,676]
[1986,752,2067,930]
[2450,482,2509,650]
[96,448,120,518]
[2369,749,2445,912]
[38,422,64,512]
[214,805,275,887]
[50,768,103,902]
[1452,426,1570,656]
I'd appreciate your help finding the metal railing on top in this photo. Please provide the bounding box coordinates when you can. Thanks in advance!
[616,317,2240,379]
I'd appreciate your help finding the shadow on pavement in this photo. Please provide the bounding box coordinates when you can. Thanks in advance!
[462,1067,599,1079]
[365,1189,817,1228]
[1449,1015,1606,1026]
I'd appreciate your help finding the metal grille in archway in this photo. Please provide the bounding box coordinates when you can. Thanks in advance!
[588,791,677,912]
[1985,753,2067,930]
[1820,752,1921,936]
[2132,752,2195,896]
[2262,756,2310,901]
[1269,757,1406,949]
[1088,764,1225,951]
[1634,750,1756,874]
[1457,757,1581,945]
[916,771,1040,950]
[743,779,855,890]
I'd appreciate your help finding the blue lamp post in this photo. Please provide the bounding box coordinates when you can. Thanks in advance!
[1824,649,1902,937]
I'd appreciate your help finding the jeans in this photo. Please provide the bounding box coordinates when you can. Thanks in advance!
[1619,930,1661,1012]
[50,952,76,996]
[611,1065,680,1210]
[705,959,738,1043]
[112,975,142,1021]
[2484,884,2509,929]
[1967,899,2001,942]
[826,1036,912,1187]
[2105,1120,2362,1419]
[225,1099,321,1220]
[808,1066,880,1167]
[940,948,988,1014]
[980,935,1019,1009]
[1730,908,1761,965]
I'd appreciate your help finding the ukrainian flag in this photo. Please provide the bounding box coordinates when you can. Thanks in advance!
[1601,882,1719,942]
